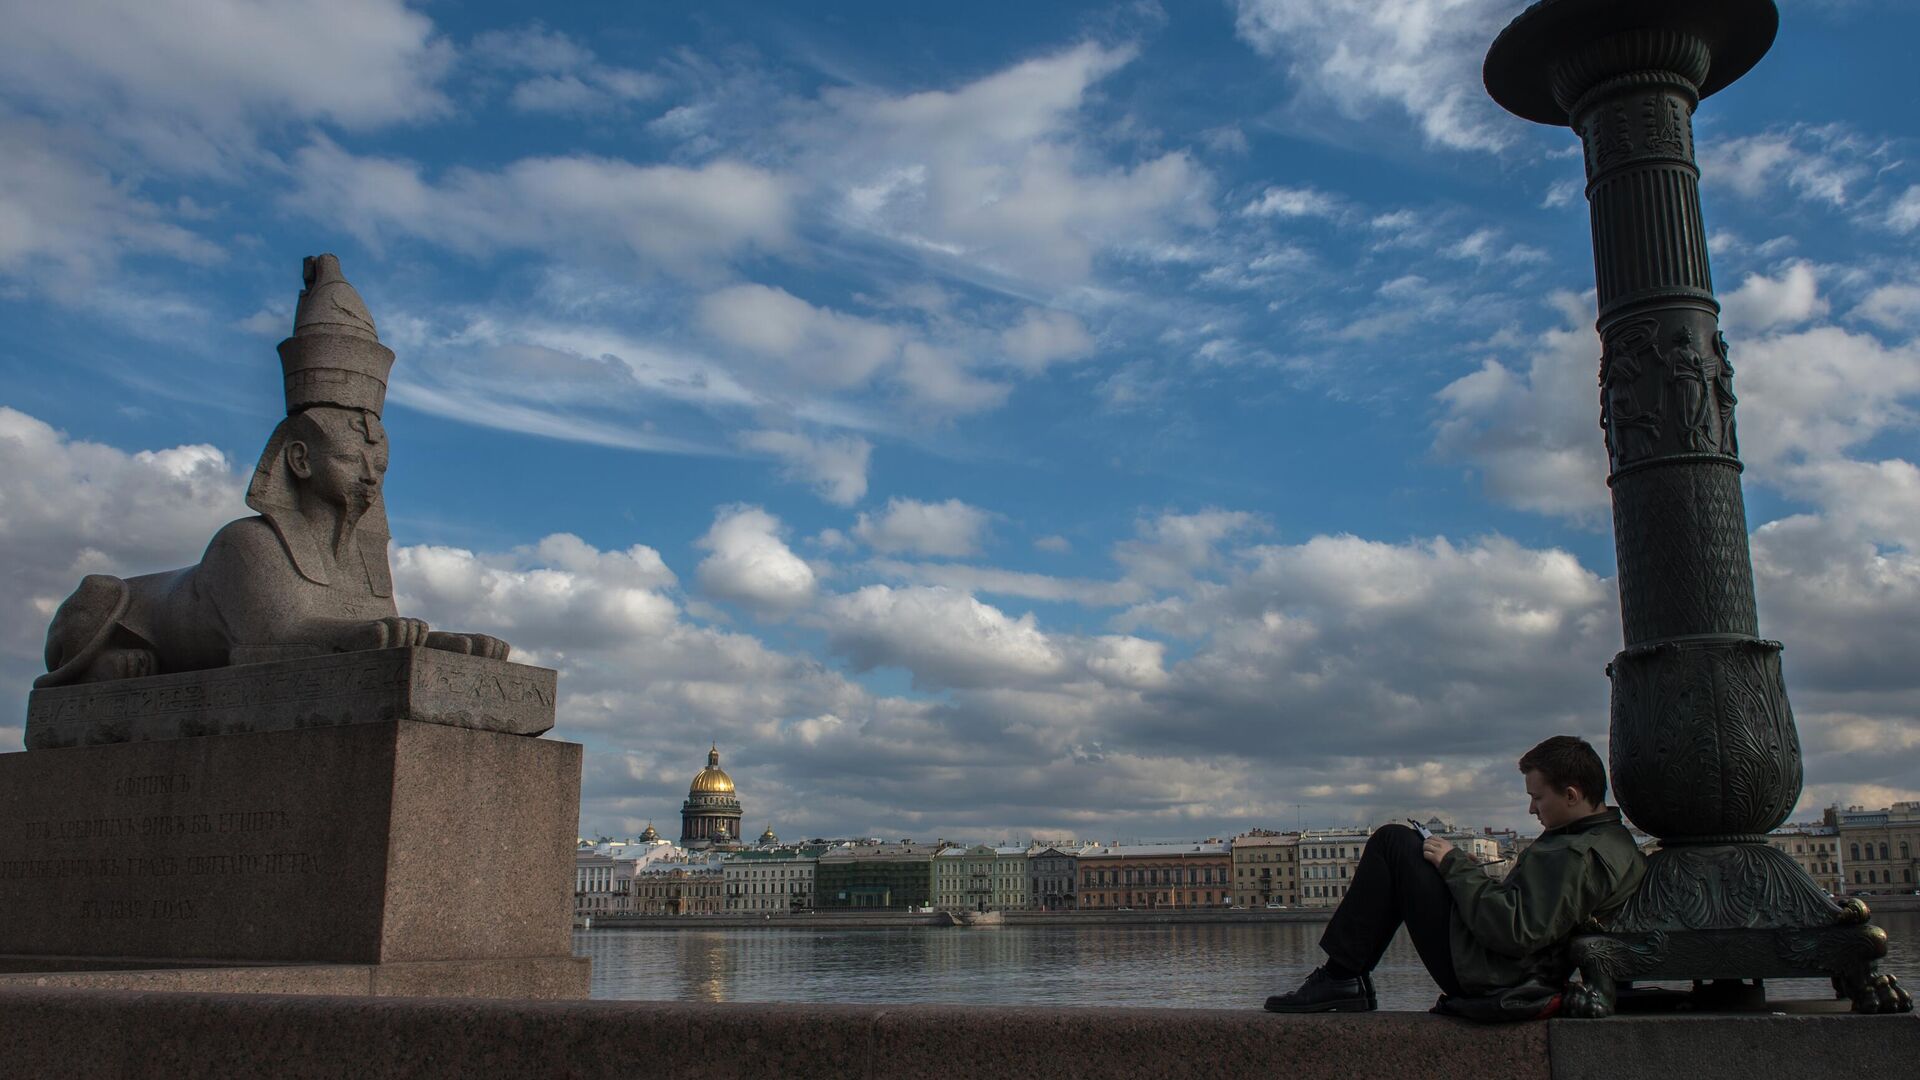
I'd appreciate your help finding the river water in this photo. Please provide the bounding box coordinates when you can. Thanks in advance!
[574,911,1918,1012]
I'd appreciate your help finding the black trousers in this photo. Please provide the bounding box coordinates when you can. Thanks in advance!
[1317,824,1464,996]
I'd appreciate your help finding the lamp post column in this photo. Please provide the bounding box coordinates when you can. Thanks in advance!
[1484,0,1910,1015]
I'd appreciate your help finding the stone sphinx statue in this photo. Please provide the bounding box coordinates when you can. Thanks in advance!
[36,254,508,688]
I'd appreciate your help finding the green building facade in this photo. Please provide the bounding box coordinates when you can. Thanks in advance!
[815,843,946,910]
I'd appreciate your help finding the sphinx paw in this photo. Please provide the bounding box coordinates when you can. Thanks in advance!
[426,631,509,661]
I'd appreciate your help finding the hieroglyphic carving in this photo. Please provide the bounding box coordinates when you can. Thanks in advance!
[1588,100,1634,172]
[1643,93,1689,158]
[27,649,412,726]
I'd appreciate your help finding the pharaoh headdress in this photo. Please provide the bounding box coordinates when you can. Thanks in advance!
[244,254,394,596]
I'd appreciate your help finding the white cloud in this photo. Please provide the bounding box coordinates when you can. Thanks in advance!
[1085,635,1170,690]
[999,308,1096,372]
[1232,0,1518,153]
[697,285,902,388]
[854,498,994,557]
[1767,458,1920,550]
[470,22,594,73]
[694,287,1084,415]
[1034,534,1073,553]
[527,533,677,590]
[739,429,872,507]
[1889,186,1920,234]
[1433,304,1613,522]
[799,42,1216,285]
[1434,283,1920,514]
[510,72,664,113]
[896,342,1011,414]
[1541,178,1581,209]
[1243,185,1344,219]
[1112,509,1262,587]
[695,505,818,615]
[1127,531,1619,768]
[0,0,451,173]
[0,407,246,700]
[0,111,220,284]
[823,585,1063,688]
[288,138,793,271]
[1719,261,1829,334]
[1750,505,1920,721]
[867,559,1145,607]
[1854,282,1920,331]
[1699,124,1889,210]
[1448,227,1547,266]
[1733,324,1920,471]
[394,541,679,657]
[470,22,664,115]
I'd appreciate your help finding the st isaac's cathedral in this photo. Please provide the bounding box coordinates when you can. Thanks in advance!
[680,745,746,849]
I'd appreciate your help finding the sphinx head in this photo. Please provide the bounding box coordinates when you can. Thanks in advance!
[283,407,388,518]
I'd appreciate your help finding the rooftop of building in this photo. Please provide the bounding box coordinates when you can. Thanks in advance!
[817,843,951,862]
[721,846,830,862]
[1077,842,1229,859]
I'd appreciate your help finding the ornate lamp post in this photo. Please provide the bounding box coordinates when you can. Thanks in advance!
[1483,0,1910,1015]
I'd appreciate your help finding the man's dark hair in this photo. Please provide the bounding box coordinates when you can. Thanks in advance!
[1518,736,1607,806]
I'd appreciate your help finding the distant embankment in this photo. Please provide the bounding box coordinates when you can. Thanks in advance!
[583,908,1335,931]
[585,897,1920,930]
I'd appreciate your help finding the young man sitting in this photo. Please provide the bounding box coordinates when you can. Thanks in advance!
[1264,735,1646,1013]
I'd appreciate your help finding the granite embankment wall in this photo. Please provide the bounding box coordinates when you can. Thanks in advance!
[0,989,1912,1080]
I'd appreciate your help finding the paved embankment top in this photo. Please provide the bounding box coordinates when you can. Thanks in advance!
[0,987,1912,1080]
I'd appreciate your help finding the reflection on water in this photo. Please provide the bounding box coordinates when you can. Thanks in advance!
[575,912,1918,1012]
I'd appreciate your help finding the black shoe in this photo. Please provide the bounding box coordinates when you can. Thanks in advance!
[1264,966,1377,1013]
[1360,971,1379,1010]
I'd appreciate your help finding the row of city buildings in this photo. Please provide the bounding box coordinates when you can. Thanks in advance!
[576,748,1920,918]
[575,816,1514,919]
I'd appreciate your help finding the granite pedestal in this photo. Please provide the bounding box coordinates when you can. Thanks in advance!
[25,647,557,749]
[1,674,587,999]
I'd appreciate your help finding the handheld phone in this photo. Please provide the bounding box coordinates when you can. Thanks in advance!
[1407,818,1432,839]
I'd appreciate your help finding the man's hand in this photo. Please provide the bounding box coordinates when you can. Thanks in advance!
[1422,836,1455,867]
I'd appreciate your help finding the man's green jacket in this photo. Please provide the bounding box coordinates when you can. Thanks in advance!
[1437,807,1646,994]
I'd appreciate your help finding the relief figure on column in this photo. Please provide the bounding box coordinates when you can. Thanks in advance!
[35,254,509,689]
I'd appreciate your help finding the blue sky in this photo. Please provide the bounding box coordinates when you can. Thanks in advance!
[3,0,1917,842]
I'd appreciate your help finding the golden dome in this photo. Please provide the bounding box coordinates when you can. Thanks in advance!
[689,745,736,795]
